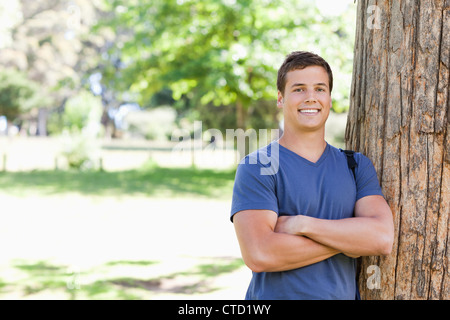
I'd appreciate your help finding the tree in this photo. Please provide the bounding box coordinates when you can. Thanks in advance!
[0,0,110,134]
[97,0,356,129]
[345,0,449,299]
[0,68,51,121]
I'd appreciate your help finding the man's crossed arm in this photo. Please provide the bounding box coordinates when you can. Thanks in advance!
[233,195,394,273]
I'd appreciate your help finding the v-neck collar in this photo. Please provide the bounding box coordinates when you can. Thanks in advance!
[277,141,330,167]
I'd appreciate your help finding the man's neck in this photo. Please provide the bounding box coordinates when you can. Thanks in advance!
[278,129,327,163]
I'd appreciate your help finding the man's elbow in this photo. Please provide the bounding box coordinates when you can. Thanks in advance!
[372,215,394,256]
[245,260,266,273]
[378,232,394,256]
[379,242,393,256]
[242,252,274,273]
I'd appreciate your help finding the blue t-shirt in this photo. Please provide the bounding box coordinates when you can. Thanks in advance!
[230,141,384,300]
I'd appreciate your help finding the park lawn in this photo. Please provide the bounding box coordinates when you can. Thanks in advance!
[0,257,245,300]
[0,165,236,200]
[0,165,248,300]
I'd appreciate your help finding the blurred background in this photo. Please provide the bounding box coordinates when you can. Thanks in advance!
[0,0,356,299]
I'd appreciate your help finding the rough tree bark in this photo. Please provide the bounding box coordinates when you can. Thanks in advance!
[345,0,449,299]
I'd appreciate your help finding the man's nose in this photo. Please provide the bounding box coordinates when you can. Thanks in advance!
[304,92,318,103]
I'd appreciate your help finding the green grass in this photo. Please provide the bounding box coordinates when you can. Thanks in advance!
[0,164,244,299]
[0,165,236,200]
[0,257,245,300]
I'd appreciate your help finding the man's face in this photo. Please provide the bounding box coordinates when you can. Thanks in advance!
[277,66,332,134]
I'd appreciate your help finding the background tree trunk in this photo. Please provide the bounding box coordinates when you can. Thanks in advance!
[346,0,449,299]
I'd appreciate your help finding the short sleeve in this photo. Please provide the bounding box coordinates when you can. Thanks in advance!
[230,157,279,222]
[354,153,384,201]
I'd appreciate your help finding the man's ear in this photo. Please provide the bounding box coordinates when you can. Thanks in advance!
[277,91,284,109]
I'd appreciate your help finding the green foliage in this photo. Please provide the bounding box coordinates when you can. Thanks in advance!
[62,91,103,133]
[46,90,103,136]
[96,0,356,128]
[0,69,52,121]
[48,90,103,169]
[59,132,101,170]
[125,106,177,140]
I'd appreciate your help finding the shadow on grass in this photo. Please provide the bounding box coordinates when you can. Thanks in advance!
[8,260,74,297]
[84,257,245,298]
[0,166,236,200]
[1,257,245,300]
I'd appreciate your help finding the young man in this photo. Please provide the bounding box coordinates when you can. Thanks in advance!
[230,51,394,300]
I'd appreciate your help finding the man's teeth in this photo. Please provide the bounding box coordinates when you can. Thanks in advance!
[299,109,319,113]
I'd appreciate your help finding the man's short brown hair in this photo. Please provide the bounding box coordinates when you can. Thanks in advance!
[277,51,333,96]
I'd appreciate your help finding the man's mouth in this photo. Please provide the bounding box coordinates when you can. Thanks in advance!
[298,109,320,115]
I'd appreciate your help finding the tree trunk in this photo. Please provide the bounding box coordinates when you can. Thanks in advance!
[346,0,449,300]
[236,99,247,130]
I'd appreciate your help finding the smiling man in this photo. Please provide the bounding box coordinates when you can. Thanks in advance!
[230,51,394,300]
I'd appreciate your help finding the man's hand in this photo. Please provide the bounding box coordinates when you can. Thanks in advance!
[343,252,361,258]
[274,215,303,235]
[233,210,340,272]
[274,195,394,257]
[275,215,315,236]
[275,215,361,259]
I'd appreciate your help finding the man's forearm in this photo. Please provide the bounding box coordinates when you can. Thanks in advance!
[276,214,392,256]
[299,216,392,256]
[252,232,340,272]
[233,210,340,273]
[275,196,394,257]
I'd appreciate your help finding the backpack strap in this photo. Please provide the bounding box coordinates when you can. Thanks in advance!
[340,149,360,287]
[340,149,357,181]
